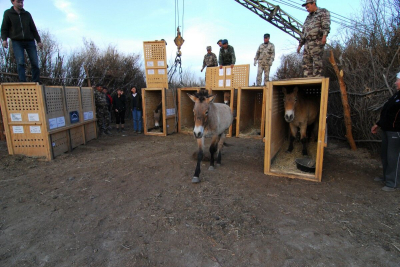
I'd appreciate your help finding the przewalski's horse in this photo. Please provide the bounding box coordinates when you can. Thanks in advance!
[154,101,162,128]
[224,91,230,105]
[282,87,320,156]
[188,90,233,183]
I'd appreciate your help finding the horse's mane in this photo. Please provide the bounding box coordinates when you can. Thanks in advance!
[194,89,209,103]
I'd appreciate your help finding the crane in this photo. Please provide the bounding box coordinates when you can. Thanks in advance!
[233,0,303,41]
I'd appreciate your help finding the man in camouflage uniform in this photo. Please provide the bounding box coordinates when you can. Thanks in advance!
[254,33,275,85]
[297,0,330,77]
[94,84,111,135]
[219,39,236,69]
[201,46,218,72]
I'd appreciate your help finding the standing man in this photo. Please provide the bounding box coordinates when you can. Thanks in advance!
[1,0,43,83]
[94,84,111,135]
[201,46,218,72]
[297,0,330,77]
[219,39,236,69]
[217,39,222,48]
[130,86,142,134]
[254,33,275,86]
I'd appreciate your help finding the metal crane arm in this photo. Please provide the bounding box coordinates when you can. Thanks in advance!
[233,0,303,41]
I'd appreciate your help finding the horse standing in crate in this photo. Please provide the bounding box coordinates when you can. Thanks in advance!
[282,87,319,156]
[187,90,233,183]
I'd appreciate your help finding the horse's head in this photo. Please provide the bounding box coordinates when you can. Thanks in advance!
[282,87,298,123]
[154,110,161,127]
[187,91,216,139]
[224,91,231,105]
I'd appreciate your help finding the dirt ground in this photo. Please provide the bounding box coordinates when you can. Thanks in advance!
[0,125,399,267]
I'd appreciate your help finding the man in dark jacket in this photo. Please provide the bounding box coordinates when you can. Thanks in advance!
[130,86,143,134]
[1,0,42,83]
[218,39,236,69]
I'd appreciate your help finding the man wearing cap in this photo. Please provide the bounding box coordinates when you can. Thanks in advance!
[297,0,330,77]
[201,46,218,72]
[219,39,236,69]
[217,39,222,48]
[254,33,275,86]
[94,84,112,135]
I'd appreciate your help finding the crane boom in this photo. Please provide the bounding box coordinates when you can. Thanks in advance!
[233,0,303,41]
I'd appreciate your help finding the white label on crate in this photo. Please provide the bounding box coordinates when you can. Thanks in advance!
[226,79,231,87]
[30,126,41,134]
[148,69,155,75]
[158,69,165,75]
[52,142,56,147]
[57,116,66,127]
[28,113,39,122]
[147,61,154,67]
[12,126,24,134]
[226,68,232,76]
[166,108,175,116]
[84,111,93,121]
[10,113,22,121]
[218,80,224,87]
[219,69,224,76]
[49,118,57,129]
[158,61,165,67]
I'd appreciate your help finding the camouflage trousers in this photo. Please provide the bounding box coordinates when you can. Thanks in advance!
[303,40,324,77]
[256,64,271,86]
[96,106,111,131]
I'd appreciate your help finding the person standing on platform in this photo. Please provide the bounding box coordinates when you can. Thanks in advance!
[297,0,331,77]
[254,33,275,86]
[112,88,126,132]
[218,39,236,69]
[130,86,143,134]
[371,72,400,192]
[201,46,218,72]
[94,84,111,135]
[1,0,43,83]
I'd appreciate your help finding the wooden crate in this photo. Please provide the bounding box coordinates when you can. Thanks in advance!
[210,88,236,137]
[264,78,329,182]
[236,86,266,139]
[0,83,97,160]
[206,64,250,89]
[206,67,225,89]
[232,64,250,88]
[142,88,176,136]
[143,41,168,89]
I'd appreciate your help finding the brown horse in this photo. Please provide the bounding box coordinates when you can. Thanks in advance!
[188,90,233,183]
[224,91,230,105]
[282,87,319,156]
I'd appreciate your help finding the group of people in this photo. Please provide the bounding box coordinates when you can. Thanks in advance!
[94,85,143,135]
[200,0,330,86]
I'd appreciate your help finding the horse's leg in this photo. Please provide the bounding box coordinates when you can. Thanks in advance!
[209,135,219,171]
[216,133,225,166]
[193,137,204,183]
[300,123,308,155]
[287,123,297,153]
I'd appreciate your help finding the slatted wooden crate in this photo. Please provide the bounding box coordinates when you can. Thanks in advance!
[205,64,250,89]
[236,86,266,139]
[142,88,176,136]
[264,78,329,182]
[210,88,236,137]
[143,41,168,89]
[232,64,250,88]
[0,83,98,160]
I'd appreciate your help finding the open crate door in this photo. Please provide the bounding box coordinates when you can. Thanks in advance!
[264,78,329,182]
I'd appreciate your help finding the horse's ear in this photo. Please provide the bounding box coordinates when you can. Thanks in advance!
[282,87,287,94]
[207,94,217,103]
[187,93,197,103]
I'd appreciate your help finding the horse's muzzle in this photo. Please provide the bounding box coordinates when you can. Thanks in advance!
[285,114,294,122]
[193,132,203,139]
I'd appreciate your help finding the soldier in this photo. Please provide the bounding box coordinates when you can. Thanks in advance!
[217,39,222,48]
[219,39,236,69]
[201,46,218,72]
[297,0,331,77]
[254,33,275,86]
[94,84,111,135]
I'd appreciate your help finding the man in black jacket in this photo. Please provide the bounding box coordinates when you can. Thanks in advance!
[1,0,42,83]
[130,86,143,134]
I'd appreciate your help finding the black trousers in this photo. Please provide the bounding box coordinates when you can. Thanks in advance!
[115,110,126,124]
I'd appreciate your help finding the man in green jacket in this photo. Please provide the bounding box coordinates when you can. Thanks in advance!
[218,39,236,69]
[1,0,43,83]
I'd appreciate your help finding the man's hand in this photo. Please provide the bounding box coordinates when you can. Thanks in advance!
[219,65,223,69]
[201,68,204,72]
[231,64,234,69]
[2,40,8,49]
[37,42,43,50]
[115,109,118,112]
[321,35,327,45]
[371,124,379,134]
[297,45,302,54]
[254,59,257,67]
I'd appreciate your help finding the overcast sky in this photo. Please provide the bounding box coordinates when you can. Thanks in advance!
[1,0,362,85]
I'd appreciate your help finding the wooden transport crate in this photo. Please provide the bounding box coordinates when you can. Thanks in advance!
[0,83,97,160]
[143,41,168,89]
[177,87,212,134]
[142,88,176,136]
[205,64,250,89]
[210,88,236,137]
[236,86,266,139]
[264,78,329,182]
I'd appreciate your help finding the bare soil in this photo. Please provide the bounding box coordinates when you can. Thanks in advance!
[0,126,399,267]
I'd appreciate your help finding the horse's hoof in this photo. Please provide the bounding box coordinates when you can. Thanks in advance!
[208,166,214,171]
[192,177,200,183]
